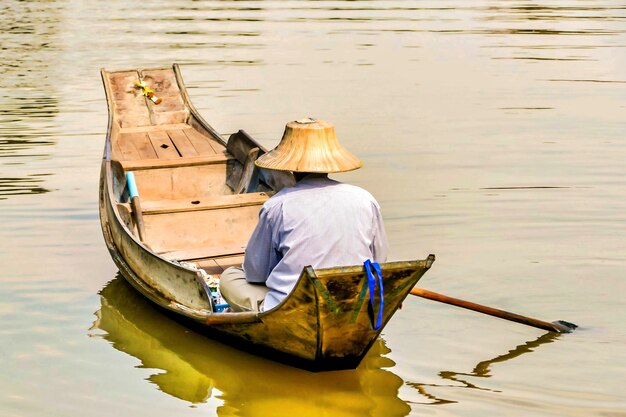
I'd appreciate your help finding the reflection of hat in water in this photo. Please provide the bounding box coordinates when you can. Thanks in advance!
[254,118,363,173]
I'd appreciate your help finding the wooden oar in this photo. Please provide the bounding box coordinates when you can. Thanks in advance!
[410,287,577,333]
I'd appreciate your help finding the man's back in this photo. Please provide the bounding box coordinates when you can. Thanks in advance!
[243,175,388,310]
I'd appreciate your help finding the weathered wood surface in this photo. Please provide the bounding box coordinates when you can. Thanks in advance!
[160,245,247,262]
[227,130,296,192]
[101,163,213,311]
[131,164,232,201]
[119,123,189,133]
[107,70,151,128]
[140,68,189,125]
[141,192,269,215]
[114,127,225,162]
[99,64,436,370]
[129,196,146,242]
[410,287,576,333]
[234,147,260,193]
[197,258,435,368]
[120,153,232,171]
[143,203,261,254]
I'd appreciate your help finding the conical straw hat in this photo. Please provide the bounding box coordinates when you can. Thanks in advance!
[255,119,363,173]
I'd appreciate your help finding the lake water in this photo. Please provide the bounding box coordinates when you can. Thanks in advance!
[1,1,625,416]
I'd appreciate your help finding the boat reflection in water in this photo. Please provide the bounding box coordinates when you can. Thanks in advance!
[92,276,562,413]
[91,276,412,416]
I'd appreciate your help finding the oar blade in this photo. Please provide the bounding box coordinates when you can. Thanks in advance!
[551,320,578,333]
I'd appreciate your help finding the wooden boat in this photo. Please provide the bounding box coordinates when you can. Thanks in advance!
[99,64,435,371]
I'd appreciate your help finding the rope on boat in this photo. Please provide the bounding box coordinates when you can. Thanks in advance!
[364,259,384,330]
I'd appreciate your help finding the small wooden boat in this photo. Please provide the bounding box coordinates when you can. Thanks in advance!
[99,64,435,371]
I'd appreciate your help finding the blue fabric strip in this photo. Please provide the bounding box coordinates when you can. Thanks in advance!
[364,259,384,330]
[126,172,139,199]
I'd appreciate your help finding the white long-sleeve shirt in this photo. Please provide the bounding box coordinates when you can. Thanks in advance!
[243,175,388,311]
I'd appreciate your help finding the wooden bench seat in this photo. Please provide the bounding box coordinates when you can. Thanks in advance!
[141,192,269,215]
[140,191,266,255]
[119,123,190,134]
[194,255,245,276]
[160,245,246,262]
[120,152,232,171]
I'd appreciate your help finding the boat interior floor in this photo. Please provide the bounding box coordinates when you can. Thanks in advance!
[106,69,276,278]
[112,125,265,278]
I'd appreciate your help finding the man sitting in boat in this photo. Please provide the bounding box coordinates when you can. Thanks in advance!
[219,118,388,312]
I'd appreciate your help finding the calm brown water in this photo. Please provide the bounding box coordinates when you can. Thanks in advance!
[1,1,625,416]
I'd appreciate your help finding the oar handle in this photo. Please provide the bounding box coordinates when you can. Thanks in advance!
[410,287,576,333]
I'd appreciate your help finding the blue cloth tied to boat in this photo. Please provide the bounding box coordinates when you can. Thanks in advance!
[364,259,384,330]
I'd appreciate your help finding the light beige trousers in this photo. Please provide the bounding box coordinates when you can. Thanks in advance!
[219,266,269,312]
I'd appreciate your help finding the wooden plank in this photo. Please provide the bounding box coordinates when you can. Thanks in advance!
[160,245,246,261]
[108,71,152,128]
[154,110,190,126]
[192,255,245,277]
[188,117,227,148]
[209,137,226,153]
[151,93,185,113]
[141,69,186,111]
[143,204,260,253]
[194,259,224,274]
[120,123,190,134]
[120,153,232,170]
[124,132,158,160]
[185,128,224,155]
[140,192,268,214]
[194,255,245,276]
[133,133,158,159]
[132,163,231,200]
[109,71,139,101]
[141,68,189,125]
[168,129,199,157]
[117,131,141,161]
[214,255,244,270]
[111,142,123,161]
[148,131,181,159]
